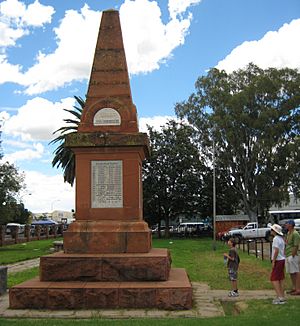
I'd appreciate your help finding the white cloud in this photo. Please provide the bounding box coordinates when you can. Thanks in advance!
[0,55,23,82]
[0,0,54,47]
[22,0,54,26]
[168,0,201,19]
[139,115,176,132]
[0,110,10,122]
[0,0,26,19]
[216,19,300,73]
[2,139,31,148]
[3,142,44,163]
[121,0,195,74]
[2,96,76,141]
[0,0,200,94]
[0,21,27,47]
[22,4,100,95]
[22,170,75,212]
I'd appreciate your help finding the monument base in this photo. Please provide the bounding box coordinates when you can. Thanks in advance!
[9,268,192,310]
[63,220,152,254]
[40,248,171,282]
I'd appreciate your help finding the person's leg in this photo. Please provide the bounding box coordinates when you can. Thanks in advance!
[231,280,237,291]
[272,280,282,298]
[278,280,285,299]
[291,272,300,294]
[290,273,297,290]
[296,272,300,291]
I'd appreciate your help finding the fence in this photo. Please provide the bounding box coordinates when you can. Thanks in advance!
[237,239,272,261]
[0,224,64,247]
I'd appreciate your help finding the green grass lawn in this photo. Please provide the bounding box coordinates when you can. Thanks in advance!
[0,238,62,264]
[2,237,298,325]
[3,237,290,290]
[153,237,278,289]
[1,300,300,326]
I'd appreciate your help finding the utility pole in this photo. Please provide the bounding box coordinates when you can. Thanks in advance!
[212,134,216,251]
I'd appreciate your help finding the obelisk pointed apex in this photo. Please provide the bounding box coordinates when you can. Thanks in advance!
[79,10,138,133]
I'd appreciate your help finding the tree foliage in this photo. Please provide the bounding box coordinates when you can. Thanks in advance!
[0,162,26,225]
[143,121,205,235]
[175,64,300,221]
[50,96,84,186]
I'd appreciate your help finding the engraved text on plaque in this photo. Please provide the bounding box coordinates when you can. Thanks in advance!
[91,160,123,208]
[93,108,121,126]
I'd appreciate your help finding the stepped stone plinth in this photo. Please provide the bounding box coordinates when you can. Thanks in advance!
[40,248,171,282]
[9,9,192,311]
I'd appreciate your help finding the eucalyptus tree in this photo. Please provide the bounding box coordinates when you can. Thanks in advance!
[0,162,25,224]
[175,64,300,221]
[143,120,208,236]
[50,96,85,186]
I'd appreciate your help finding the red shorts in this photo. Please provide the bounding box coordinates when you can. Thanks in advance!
[270,259,285,281]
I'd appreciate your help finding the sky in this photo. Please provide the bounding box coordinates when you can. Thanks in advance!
[0,0,299,213]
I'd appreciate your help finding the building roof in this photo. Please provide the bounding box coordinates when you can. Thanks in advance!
[216,215,249,222]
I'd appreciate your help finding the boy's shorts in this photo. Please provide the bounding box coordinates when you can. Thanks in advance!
[228,268,238,281]
[285,255,300,274]
[270,259,285,281]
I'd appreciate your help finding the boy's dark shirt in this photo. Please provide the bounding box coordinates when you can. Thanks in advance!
[227,247,240,271]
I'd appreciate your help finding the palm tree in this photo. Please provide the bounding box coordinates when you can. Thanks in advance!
[50,96,84,186]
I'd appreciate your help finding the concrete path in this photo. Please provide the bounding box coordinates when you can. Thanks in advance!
[1,259,299,319]
[7,258,40,274]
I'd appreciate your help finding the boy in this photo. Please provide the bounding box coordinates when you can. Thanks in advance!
[224,238,240,297]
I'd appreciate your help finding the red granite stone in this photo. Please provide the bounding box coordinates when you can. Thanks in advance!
[9,288,48,309]
[47,288,85,309]
[9,268,192,310]
[40,248,171,282]
[85,287,119,308]
[63,221,151,254]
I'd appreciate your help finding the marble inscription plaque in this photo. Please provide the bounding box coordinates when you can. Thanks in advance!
[91,160,123,208]
[93,108,121,126]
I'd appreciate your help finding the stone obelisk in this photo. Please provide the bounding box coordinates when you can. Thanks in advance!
[9,10,192,310]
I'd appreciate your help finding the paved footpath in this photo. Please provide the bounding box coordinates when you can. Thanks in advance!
[0,259,299,319]
[6,258,40,274]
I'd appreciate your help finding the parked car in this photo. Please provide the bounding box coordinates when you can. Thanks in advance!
[176,222,205,236]
[224,222,271,242]
[152,225,175,236]
[217,225,244,241]
[6,223,25,235]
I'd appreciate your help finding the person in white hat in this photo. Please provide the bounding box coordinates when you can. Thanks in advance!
[270,224,286,304]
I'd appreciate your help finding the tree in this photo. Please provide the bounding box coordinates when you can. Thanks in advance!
[143,120,207,237]
[50,96,84,186]
[0,162,25,225]
[175,64,300,221]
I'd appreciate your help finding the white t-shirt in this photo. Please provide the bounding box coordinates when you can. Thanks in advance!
[272,235,285,261]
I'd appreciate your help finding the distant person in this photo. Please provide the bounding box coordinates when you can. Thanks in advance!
[285,220,300,295]
[270,224,286,304]
[223,238,240,297]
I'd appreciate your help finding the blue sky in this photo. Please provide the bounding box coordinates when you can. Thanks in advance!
[0,0,299,213]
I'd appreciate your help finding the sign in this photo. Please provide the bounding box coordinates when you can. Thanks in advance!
[91,160,123,208]
[93,108,121,126]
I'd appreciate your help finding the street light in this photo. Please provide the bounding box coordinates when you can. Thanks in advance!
[51,199,61,212]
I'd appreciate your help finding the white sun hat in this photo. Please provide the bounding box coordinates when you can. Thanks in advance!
[270,224,283,236]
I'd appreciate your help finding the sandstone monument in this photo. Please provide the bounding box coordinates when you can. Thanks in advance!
[9,9,192,310]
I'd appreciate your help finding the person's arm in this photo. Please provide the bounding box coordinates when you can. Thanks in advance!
[291,233,299,257]
[272,247,279,267]
[291,246,298,257]
[224,250,235,261]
